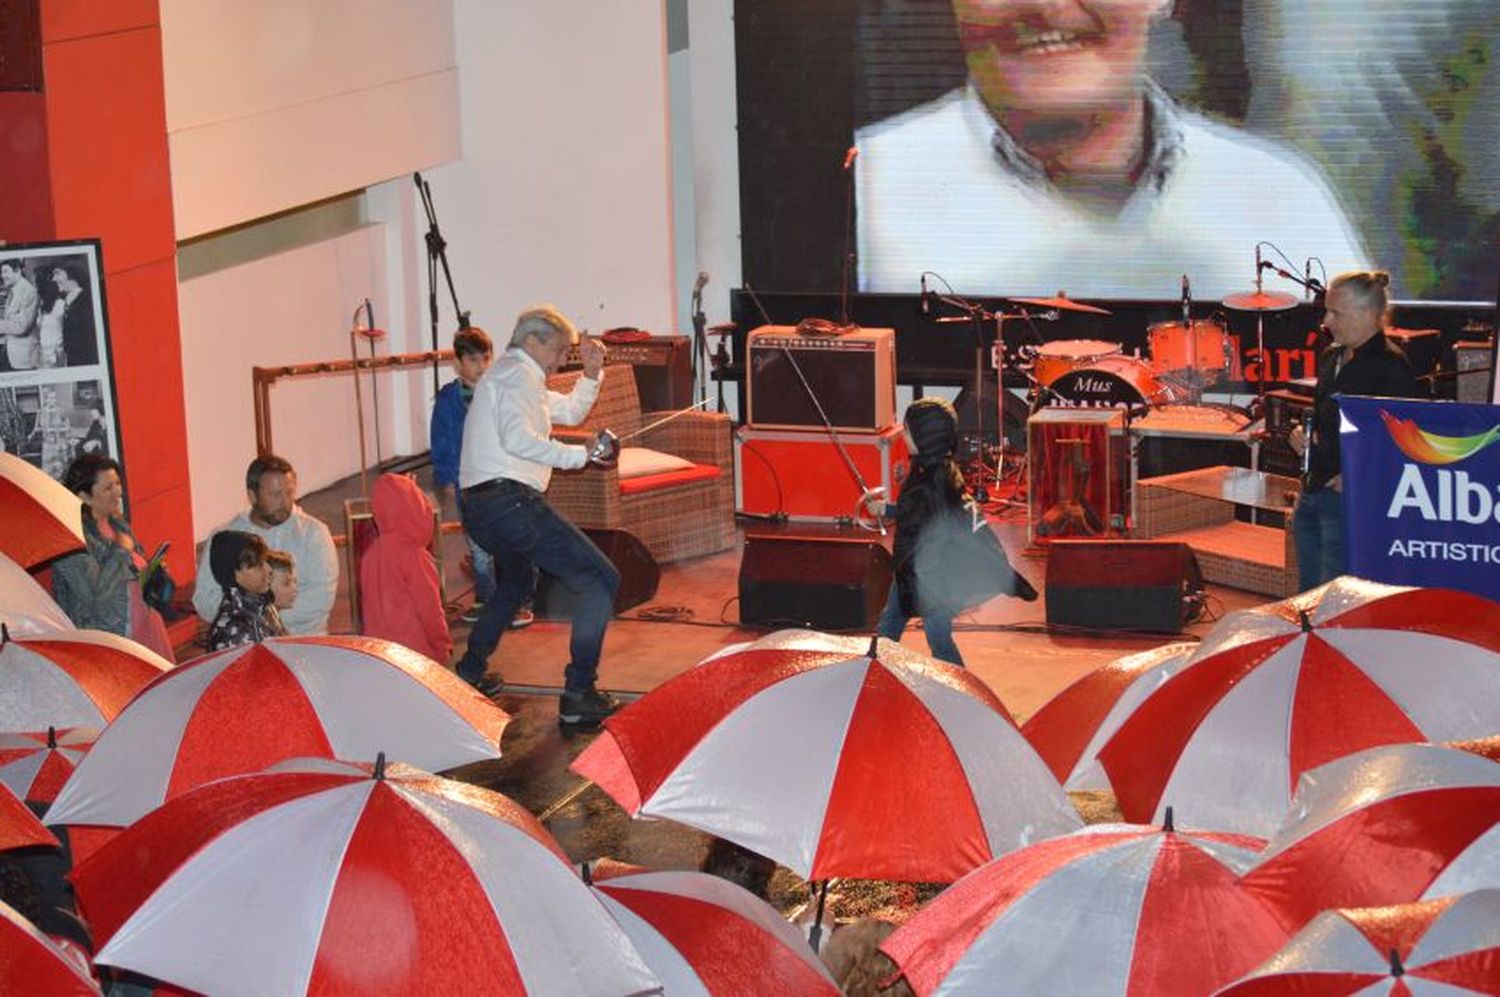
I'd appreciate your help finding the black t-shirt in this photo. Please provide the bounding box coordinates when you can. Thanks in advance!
[1305,331,1424,491]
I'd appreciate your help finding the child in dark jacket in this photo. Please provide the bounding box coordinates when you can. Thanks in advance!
[876,397,1035,666]
[206,531,278,652]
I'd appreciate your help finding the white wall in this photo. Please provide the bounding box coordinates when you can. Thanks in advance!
[684,0,742,330]
[415,0,677,339]
[178,225,406,534]
[160,0,460,239]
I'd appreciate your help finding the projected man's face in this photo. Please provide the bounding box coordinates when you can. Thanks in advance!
[955,0,1169,116]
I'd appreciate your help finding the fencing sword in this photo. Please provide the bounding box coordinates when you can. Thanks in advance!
[587,398,714,464]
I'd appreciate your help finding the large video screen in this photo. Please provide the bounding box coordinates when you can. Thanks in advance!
[736,0,1500,304]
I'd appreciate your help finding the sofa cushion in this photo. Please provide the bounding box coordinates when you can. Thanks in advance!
[619,465,721,496]
[618,447,695,479]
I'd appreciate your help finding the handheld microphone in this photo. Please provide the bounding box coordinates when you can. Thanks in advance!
[1300,410,1314,476]
[920,274,929,316]
[843,147,859,171]
[693,271,709,296]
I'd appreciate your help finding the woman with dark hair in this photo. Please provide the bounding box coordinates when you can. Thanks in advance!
[50,452,174,659]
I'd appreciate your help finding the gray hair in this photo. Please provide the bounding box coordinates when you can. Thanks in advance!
[1329,270,1392,321]
[510,305,578,348]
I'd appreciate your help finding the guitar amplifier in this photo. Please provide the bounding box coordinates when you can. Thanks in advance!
[562,333,693,410]
[1455,341,1494,404]
[746,326,896,431]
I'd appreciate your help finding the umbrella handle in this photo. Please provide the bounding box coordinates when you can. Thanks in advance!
[808,880,830,953]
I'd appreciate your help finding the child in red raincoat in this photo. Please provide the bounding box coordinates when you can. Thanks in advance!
[360,473,452,663]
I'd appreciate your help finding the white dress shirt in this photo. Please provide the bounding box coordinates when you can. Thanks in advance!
[459,347,602,492]
[856,85,1368,299]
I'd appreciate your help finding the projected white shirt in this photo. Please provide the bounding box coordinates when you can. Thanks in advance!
[856,84,1368,299]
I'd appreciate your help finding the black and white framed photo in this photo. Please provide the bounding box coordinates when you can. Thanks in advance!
[0,240,118,479]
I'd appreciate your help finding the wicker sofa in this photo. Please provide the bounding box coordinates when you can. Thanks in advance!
[544,365,735,564]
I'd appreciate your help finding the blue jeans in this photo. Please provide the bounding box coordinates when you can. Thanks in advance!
[466,532,496,604]
[876,584,964,667]
[456,480,619,692]
[1292,486,1345,592]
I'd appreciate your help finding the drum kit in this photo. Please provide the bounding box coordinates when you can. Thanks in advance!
[1013,284,1298,413]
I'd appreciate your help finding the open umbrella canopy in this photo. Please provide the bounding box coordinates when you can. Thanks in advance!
[590,867,839,996]
[0,727,95,805]
[0,780,57,852]
[881,820,1289,997]
[573,629,1081,883]
[45,636,509,830]
[0,552,73,637]
[73,757,658,997]
[0,452,86,569]
[1238,743,1500,932]
[1217,890,1500,996]
[0,627,170,732]
[1021,642,1195,791]
[0,898,101,996]
[1099,578,1500,836]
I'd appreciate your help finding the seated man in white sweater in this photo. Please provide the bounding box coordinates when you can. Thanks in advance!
[193,455,339,636]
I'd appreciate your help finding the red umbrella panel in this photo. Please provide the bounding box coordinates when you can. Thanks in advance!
[0,780,57,852]
[591,868,840,995]
[1020,642,1195,791]
[1098,578,1500,837]
[880,822,1289,997]
[0,452,86,569]
[44,636,509,831]
[1238,743,1500,932]
[0,552,74,637]
[1218,890,1500,996]
[0,628,170,732]
[73,757,658,996]
[0,898,101,996]
[573,629,1081,883]
[0,727,96,805]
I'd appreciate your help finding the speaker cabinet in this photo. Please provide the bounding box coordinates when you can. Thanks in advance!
[534,528,660,619]
[562,335,694,411]
[746,326,896,430]
[1456,341,1494,404]
[738,533,893,630]
[1045,540,1202,633]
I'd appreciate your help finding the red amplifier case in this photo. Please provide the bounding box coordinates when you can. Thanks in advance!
[735,425,909,523]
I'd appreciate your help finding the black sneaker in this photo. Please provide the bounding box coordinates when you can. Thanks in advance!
[558,687,624,726]
[460,602,485,624]
[471,673,504,698]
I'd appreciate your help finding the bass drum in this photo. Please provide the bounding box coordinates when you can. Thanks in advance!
[1045,356,1178,409]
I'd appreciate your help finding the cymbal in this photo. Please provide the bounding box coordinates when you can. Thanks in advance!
[1222,289,1299,312]
[1010,293,1112,316]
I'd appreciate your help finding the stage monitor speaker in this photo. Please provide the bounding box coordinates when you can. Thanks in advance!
[1045,540,1202,633]
[738,533,892,630]
[746,326,896,431]
[534,528,660,619]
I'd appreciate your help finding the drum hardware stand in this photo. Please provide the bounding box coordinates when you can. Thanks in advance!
[350,299,387,497]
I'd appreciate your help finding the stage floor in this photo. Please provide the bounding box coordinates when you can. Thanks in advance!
[280,464,1271,898]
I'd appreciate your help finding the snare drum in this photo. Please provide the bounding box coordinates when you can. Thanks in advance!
[1148,320,1231,382]
[1047,355,1178,409]
[1032,339,1122,385]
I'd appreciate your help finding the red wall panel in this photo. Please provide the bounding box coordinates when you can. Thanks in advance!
[0,91,55,241]
[39,0,156,44]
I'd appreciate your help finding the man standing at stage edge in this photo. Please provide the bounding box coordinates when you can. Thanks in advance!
[1288,270,1422,591]
[193,455,339,635]
[454,305,624,727]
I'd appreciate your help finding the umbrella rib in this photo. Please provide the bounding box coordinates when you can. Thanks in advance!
[538,778,597,823]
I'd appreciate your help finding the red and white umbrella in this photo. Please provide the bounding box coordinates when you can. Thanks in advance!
[0,727,95,805]
[1218,890,1500,996]
[0,552,73,637]
[72,757,658,996]
[1021,642,1195,791]
[1098,578,1500,836]
[0,627,170,732]
[0,452,86,569]
[0,898,101,996]
[882,820,1289,997]
[1238,743,1500,932]
[590,867,839,995]
[572,629,1081,882]
[0,780,57,852]
[45,636,510,830]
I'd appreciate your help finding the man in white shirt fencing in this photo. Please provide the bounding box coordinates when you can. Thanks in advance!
[454,305,623,726]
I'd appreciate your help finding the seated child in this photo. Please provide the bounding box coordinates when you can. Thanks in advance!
[207,531,277,651]
[265,549,297,637]
[360,473,452,663]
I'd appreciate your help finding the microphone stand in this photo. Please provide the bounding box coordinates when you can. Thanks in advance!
[414,172,470,396]
[931,292,1000,504]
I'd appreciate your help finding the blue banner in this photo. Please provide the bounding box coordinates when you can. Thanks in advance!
[1339,396,1500,601]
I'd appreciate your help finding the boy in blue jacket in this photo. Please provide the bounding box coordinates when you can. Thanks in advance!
[430,325,533,627]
